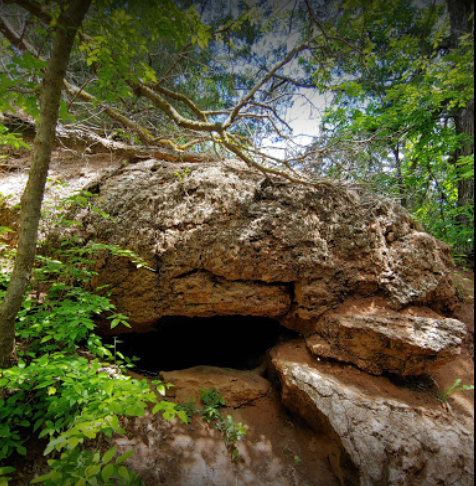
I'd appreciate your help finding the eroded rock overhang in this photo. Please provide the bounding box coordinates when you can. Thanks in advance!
[66,159,464,376]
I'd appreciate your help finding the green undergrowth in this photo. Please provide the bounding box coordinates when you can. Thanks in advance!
[438,379,475,412]
[0,190,188,486]
[177,388,247,462]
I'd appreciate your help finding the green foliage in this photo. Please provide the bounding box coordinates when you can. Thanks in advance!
[73,0,209,109]
[0,467,15,486]
[173,167,191,181]
[15,284,115,358]
[0,193,185,485]
[1,355,156,459]
[31,447,142,486]
[308,0,474,258]
[0,350,185,484]
[0,124,30,150]
[0,50,46,120]
[293,455,303,466]
[200,387,226,423]
[176,388,247,461]
[40,187,116,235]
[221,415,247,455]
[438,379,475,404]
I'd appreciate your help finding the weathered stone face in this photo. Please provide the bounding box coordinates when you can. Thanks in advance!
[161,366,272,408]
[65,159,466,375]
[75,160,457,330]
[271,341,475,486]
[306,311,467,376]
[3,156,473,484]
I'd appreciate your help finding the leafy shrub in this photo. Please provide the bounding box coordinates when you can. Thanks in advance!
[438,378,474,404]
[31,447,142,486]
[0,191,184,485]
[200,387,226,423]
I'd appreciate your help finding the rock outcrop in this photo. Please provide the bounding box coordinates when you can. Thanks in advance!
[305,310,466,375]
[161,366,271,408]
[69,159,457,327]
[271,341,475,486]
[62,159,465,376]
[2,156,473,485]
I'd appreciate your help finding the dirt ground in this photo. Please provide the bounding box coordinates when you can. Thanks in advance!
[9,373,341,486]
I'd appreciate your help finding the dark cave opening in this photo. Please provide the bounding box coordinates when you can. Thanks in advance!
[109,315,293,374]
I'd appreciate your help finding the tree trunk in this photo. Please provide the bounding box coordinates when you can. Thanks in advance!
[455,98,475,211]
[446,0,475,223]
[0,0,92,369]
[393,145,407,208]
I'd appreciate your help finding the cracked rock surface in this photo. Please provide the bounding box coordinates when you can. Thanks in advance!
[271,340,475,486]
[66,159,458,334]
[305,310,467,375]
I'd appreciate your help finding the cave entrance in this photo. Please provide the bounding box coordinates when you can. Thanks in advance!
[112,315,291,374]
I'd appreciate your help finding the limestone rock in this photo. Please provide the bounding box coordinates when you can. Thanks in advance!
[271,341,475,486]
[306,311,467,375]
[65,159,457,331]
[161,366,271,408]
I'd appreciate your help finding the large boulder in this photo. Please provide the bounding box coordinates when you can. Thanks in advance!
[3,156,473,486]
[68,159,457,333]
[271,340,474,486]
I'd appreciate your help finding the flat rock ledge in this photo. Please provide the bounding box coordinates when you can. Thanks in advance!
[306,311,467,376]
[271,341,475,486]
[161,366,271,408]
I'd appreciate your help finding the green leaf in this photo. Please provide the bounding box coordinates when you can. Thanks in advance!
[68,437,80,449]
[16,446,27,456]
[115,449,134,464]
[110,319,120,329]
[101,464,114,482]
[118,467,129,480]
[178,410,189,424]
[31,474,51,484]
[102,446,117,464]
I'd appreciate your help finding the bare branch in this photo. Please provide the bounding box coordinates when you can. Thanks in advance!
[0,11,39,54]
[223,42,312,129]
[150,83,207,122]
[129,80,223,133]
[8,0,53,25]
